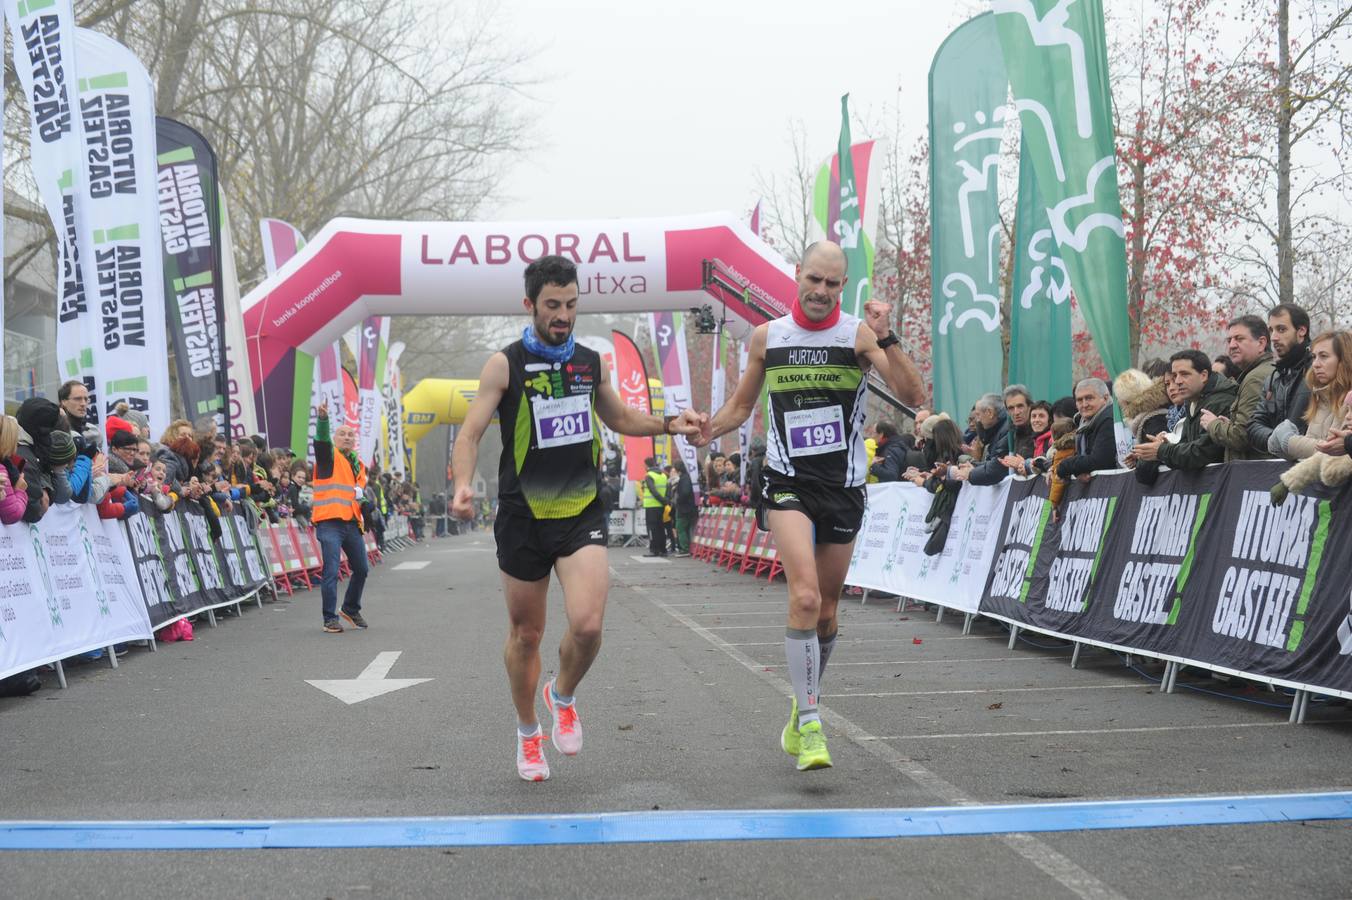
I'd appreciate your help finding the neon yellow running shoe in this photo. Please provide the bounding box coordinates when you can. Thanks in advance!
[796,720,833,771]
[780,696,801,756]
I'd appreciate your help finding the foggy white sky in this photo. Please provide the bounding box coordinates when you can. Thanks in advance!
[488,1,976,222]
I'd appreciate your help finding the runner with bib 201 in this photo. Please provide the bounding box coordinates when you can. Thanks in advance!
[451,255,708,782]
[703,241,926,771]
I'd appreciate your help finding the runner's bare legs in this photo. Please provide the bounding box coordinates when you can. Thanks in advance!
[552,544,608,696]
[502,572,549,726]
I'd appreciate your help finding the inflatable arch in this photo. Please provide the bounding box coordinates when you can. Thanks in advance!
[241,212,796,448]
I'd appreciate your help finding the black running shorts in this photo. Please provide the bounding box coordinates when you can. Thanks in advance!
[757,470,866,545]
[494,500,609,582]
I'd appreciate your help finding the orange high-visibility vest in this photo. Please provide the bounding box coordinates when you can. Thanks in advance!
[311,450,367,526]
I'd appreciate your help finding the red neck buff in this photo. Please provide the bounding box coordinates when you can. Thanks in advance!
[790,297,841,331]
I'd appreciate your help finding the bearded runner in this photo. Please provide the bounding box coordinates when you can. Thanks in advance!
[451,255,708,782]
[705,241,925,772]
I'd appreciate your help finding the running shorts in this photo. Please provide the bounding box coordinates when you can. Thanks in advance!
[756,469,866,545]
[494,499,609,581]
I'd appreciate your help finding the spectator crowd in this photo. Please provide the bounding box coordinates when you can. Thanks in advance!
[593,302,1352,556]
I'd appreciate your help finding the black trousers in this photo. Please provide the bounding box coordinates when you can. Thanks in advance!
[645,507,667,555]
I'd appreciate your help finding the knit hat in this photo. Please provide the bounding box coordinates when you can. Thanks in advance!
[49,429,77,465]
[123,408,150,435]
[106,414,135,442]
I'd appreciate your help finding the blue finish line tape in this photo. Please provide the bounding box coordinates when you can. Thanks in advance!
[4,791,1351,851]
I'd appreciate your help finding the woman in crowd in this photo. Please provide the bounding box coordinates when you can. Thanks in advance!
[15,398,60,522]
[0,416,30,525]
[1273,331,1352,461]
[1115,368,1172,485]
[1029,401,1054,459]
[155,420,200,496]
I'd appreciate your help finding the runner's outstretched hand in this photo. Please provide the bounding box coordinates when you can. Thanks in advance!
[451,485,476,520]
[671,408,710,446]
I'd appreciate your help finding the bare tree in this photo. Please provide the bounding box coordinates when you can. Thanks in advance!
[1227,0,1352,312]
[752,119,817,264]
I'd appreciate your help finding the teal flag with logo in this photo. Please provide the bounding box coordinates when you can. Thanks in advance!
[929,13,1007,419]
[992,0,1130,379]
[835,95,871,319]
[1009,134,1074,402]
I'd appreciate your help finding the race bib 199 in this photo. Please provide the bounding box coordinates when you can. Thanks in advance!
[533,394,594,449]
[783,405,846,457]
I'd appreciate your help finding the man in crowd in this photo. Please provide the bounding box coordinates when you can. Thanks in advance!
[58,380,92,437]
[641,457,670,557]
[1133,350,1237,470]
[702,241,925,772]
[1057,378,1118,480]
[867,421,911,482]
[1248,303,1313,458]
[449,255,705,782]
[962,392,1012,485]
[1201,315,1274,461]
[311,402,370,634]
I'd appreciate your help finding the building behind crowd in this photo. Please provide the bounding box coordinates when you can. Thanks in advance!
[4,190,60,415]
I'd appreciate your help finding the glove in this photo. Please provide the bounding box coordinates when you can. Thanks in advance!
[1268,419,1300,456]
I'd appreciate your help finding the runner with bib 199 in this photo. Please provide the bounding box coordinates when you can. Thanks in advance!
[702,241,926,771]
[451,255,709,782]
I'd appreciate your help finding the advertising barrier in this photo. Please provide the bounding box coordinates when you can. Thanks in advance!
[0,505,154,681]
[843,462,1352,700]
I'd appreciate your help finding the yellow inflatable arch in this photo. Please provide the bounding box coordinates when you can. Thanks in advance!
[401,375,667,452]
[401,378,486,447]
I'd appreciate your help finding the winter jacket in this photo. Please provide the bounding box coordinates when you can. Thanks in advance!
[1119,377,1171,485]
[155,446,195,495]
[868,436,912,482]
[967,409,1014,486]
[0,458,28,525]
[65,455,94,504]
[15,432,50,523]
[1157,372,1238,470]
[1285,389,1344,460]
[1048,432,1078,507]
[673,472,697,514]
[97,484,140,519]
[1206,355,1275,461]
[1248,341,1313,453]
[1056,403,1118,478]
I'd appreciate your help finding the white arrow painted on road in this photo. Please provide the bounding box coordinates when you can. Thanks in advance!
[306,651,432,705]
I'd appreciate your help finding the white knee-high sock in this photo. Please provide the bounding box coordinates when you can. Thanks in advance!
[818,631,838,686]
[785,627,820,727]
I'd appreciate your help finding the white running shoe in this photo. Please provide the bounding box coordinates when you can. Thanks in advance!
[516,730,550,782]
[543,679,583,756]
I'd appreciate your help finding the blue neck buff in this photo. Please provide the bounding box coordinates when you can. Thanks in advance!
[521,325,575,363]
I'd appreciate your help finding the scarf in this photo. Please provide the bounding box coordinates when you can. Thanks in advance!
[1166,404,1186,431]
[790,297,841,332]
[522,325,575,363]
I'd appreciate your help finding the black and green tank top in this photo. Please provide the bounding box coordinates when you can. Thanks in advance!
[763,313,869,487]
[496,340,602,518]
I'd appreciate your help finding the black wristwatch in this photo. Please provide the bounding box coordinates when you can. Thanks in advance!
[876,332,899,350]
[663,415,677,435]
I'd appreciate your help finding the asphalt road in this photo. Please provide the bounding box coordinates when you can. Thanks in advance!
[3,530,1351,899]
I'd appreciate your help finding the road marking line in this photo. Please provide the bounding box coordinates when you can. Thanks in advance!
[828,683,1163,698]
[6,792,1351,850]
[762,656,1069,668]
[392,561,431,571]
[729,636,982,646]
[632,583,1125,900]
[862,720,1352,741]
